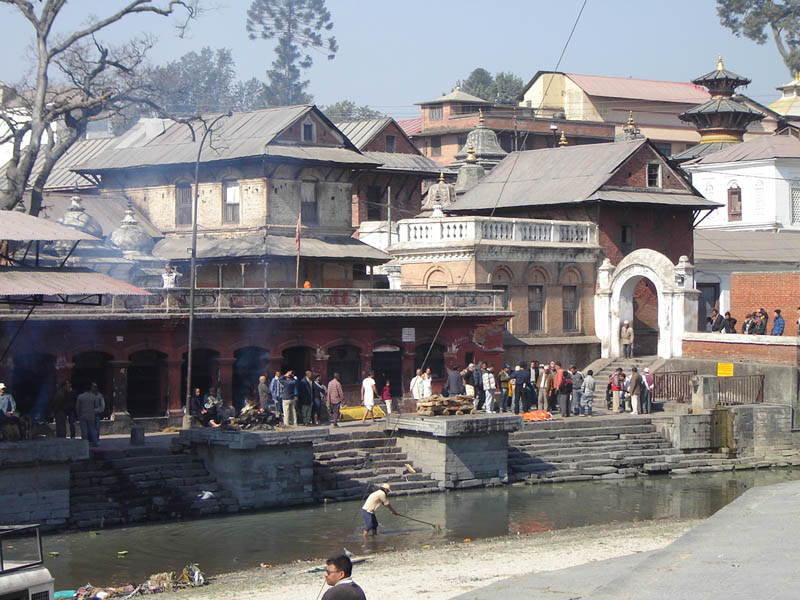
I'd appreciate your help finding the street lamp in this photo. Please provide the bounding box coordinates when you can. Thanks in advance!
[550,124,558,147]
[182,112,232,429]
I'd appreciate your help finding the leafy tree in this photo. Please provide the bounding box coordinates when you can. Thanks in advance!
[233,78,270,112]
[246,0,338,106]
[461,68,495,101]
[0,0,200,214]
[717,0,800,77]
[321,100,383,122]
[494,72,525,104]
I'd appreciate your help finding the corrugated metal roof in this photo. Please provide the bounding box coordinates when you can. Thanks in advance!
[363,151,441,175]
[397,118,422,137]
[152,234,389,262]
[335,118,393,149]
[587,189,720,209]
[0,267,149,295]
[449,139,648,211]
[690,134,800,164]
[74,106,374,172]
[672,142,735,162]
[566,73,709,103]
[1,211,98,241]
[417,89,491,105]
[694,230,800,262]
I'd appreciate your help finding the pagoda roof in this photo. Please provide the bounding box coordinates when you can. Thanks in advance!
[416,89,492,106]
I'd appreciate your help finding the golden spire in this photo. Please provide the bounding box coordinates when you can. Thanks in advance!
[478,108,485,125]
[627,110,635,128]
[558,131,568,147]
[466,140,476,162]
[717,54,725,71]
[795,71,800,83]
[439,171,445,184]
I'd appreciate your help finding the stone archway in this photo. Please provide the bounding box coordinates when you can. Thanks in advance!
[595,250,698,359]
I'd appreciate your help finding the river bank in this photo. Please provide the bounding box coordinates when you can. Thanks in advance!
[169,519,699,600]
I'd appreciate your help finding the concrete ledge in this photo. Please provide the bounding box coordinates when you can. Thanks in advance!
[387,414,521,437]
[683,332,799,347]
[0,439,89,465]
[176,427,328,450]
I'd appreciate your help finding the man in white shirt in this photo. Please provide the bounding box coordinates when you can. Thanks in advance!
[409,369,424,400]
[161,264,180,289]
[482,365,497,414]
[361,370,378,424]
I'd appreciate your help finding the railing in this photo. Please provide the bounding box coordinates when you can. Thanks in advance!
[397,216,597,246]
[0,524,43,575]
[0,288,511,318]
[717,375,765,406]
[653,370,697,403]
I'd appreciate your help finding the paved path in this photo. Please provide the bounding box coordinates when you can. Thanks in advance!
[454,479,800,599]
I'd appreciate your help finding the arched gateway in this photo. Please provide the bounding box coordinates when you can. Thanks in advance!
[595,249,699,359]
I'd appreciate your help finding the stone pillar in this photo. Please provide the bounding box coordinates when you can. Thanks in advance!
[109,360,131,414]
[216,357,235,403]
[166,357,184,417]
[691,375,719,414]
[594,258,614,358]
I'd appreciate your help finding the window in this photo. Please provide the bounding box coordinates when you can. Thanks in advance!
[792,183,800,225]
[175,183,192,226]
[222,179,240,224]
[620,224,634,253]
[652,142,673,157]
[366,185,382,221]
[327,345,361,385]
[492,284,509,309]
[431,135,442,157]
[697,283,719,331]
[457,134,468,150]
[562,285,579,332]
[301,181,318,224]
[646,163,662,188]
[302,122,315,142]
[429,104,443,120]
[528,285,545,333]
[385,135,396,153]
[728,185,742,221]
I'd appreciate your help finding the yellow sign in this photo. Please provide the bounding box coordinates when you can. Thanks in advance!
[717,362,734,377]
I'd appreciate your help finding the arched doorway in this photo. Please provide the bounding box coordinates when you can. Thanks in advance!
[620,276,659,357]
[128,350,167,417]
[72,351,113,415]
[595,250,698,359]
[371,344,402,397]
[181,348,220,401]
[282,346,312,376]
[233,347,269,409]
[328,345,361,386]
[12,353,56,419]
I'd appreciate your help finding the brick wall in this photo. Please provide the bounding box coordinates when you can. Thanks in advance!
[682,338,800,366]
[606,144,686,191]
[362,121,419,154]
[730,272,800,330]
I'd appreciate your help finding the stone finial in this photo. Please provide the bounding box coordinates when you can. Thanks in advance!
[558,131,568,146]
[478,108,485,126]
[627,110,635,128]
[717,54,725,71]
[69,195,85,212]
[439,171,445,184]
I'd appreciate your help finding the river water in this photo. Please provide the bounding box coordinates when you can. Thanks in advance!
[43,467,800,590]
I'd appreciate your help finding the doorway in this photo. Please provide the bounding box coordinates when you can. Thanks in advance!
[372,346,402,397]
[282,346,312,376]
[128,349,167,417]
[234,347,269,409]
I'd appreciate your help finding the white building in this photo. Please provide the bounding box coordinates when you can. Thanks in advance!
[685,134,800,232]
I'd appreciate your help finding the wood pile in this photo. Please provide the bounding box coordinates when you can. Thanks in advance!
[416,394,476,416]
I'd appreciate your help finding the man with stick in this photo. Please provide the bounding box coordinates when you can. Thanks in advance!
[361,483,398,538]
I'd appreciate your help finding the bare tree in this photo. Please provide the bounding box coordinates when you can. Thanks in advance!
[0,0,200,215]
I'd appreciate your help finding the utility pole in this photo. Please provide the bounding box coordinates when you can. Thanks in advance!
[386,186,392,248]
[183,112,231,429]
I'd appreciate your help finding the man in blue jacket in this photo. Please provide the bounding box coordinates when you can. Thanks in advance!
[510,362,530,415]
[772,309,785,336]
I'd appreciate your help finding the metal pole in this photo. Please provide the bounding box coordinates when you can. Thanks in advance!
[183,113,230,429]
[387,186,392,247]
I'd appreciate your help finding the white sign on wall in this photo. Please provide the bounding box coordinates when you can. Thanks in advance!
[401,328,415,343]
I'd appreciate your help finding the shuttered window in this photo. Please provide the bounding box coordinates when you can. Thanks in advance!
[175,183,192,226]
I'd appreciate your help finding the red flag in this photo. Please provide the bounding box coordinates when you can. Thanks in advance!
[295,212,301,252]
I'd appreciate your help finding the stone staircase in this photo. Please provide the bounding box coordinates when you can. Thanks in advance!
[508,416,735,482]
[312,430,440,501]
[68,447,239,529]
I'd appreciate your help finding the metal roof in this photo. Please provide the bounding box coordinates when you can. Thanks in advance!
[417,89,491,106]
[32,194,162,238]
[335,118,394,149]
[363,151,441,175]
[586,189,719,209]
[397,118,422,137]
[0,211,99,241]
[566,73,709,104]
[152,233,389,263]
[694,230,800,263]
[73,106,374,173]
[672,142,736,162]
[0,267,149,295]
[689,134,800,165]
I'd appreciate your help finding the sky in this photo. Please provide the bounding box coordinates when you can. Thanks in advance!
[0,0,793,121]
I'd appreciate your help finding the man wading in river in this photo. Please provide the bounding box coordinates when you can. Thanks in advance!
[362,483,398,538]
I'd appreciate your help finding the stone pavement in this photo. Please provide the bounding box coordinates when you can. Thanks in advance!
[453,479,800,599]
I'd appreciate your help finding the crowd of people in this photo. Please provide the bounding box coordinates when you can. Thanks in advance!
[707,307,799,336]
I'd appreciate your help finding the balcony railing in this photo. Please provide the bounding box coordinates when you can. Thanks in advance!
[0,288,512,319]
[397,216,597,246]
